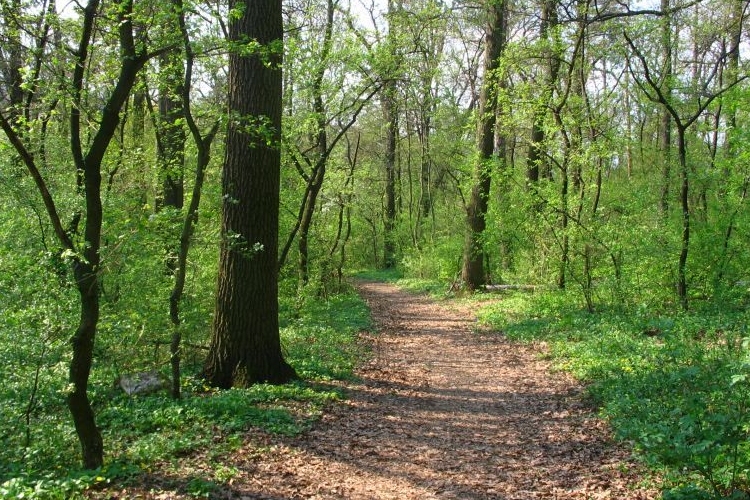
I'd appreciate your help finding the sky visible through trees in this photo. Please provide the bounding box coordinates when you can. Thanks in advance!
[2,0,750,496]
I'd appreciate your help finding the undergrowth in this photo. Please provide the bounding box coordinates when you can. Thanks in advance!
[0,289,371,499]
[476,290,750,499]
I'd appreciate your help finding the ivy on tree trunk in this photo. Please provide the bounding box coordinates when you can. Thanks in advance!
[461,0,506,290]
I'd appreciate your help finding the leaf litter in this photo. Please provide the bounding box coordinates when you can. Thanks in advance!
[94,281,658,499]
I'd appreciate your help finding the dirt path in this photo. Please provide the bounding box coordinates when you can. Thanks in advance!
[225,281,656,499]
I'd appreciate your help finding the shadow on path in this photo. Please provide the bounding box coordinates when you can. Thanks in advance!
[226,281,655,500]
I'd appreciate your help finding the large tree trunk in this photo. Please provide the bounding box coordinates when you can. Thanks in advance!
[382,0,400,268]
[203,0,297,388]
[461,0,506,290]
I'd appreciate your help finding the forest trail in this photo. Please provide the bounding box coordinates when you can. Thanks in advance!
[225,281,656,499]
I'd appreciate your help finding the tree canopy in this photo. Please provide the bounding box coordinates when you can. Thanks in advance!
[1,0,750,496]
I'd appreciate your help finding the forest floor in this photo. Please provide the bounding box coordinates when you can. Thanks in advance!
[103,281,659,499]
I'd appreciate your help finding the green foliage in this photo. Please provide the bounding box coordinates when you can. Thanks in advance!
[400,237,463,283]
[352,268,404,282]
[2,0,750,496]
[0,209,369,497]
[477,290,750,498]
[282,290,372,380]
[0,378,339,496]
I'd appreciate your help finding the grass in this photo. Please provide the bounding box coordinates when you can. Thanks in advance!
[283,291,372,380]
[7,262,749,499]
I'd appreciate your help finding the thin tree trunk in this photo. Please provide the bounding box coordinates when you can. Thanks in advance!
[329,133,358,287]
[419,112,431,221]
[527,0,559,186]
[69,263,103,468]
[155,49,186,211]
[167,0,221,399]
[297,0,334,285]
[298,163,325,285]
[383,89,398,267]
[558,162,569,289]
[716,0,746,283]
[659,0,673,216]
[626,26,743,309]
[676,129,689,309]
[68,0,147,467]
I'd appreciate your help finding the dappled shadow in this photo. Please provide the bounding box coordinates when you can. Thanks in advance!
[86,471,262,499]
[219,281,654,499]
[83,282,655,499]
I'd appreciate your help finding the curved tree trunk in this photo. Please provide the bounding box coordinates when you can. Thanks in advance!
[167,0,221,399]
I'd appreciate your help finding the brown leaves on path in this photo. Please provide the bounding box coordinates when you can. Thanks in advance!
[230,281,656,499]
[105,281,658,499]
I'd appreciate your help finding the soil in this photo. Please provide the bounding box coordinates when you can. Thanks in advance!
[101,281,658,499]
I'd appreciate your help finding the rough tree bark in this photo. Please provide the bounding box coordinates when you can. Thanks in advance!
[383,80,398,268]
[203,0,297,387]
[381,0,401,268]
[461,0,506,290]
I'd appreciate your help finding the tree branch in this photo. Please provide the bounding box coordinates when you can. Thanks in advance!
[0,109,73,250]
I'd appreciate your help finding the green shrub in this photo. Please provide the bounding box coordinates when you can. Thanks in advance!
[477,289,750,498]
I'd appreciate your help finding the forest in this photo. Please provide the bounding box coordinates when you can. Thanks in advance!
[1,0,750,497]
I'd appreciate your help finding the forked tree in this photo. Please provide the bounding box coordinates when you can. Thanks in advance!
[0,0,154,468]
[625,27,745,310]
